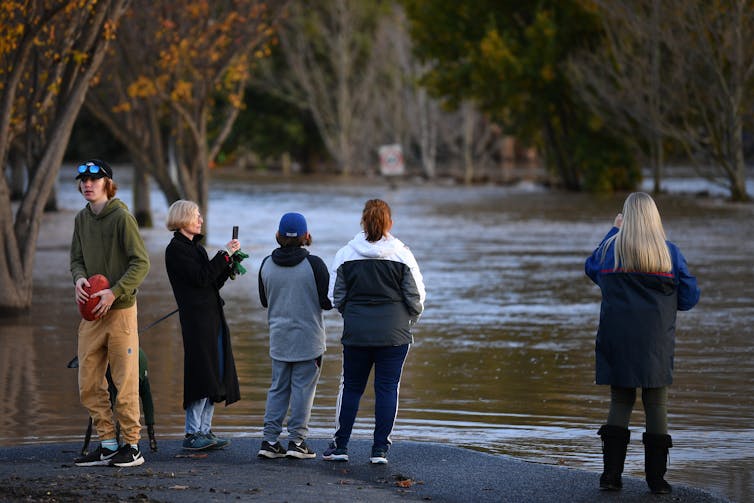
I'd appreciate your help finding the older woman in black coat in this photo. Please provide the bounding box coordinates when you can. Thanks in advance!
[165,200,241,451]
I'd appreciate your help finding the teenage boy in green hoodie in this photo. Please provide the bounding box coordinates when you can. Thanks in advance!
[69,159,150,467]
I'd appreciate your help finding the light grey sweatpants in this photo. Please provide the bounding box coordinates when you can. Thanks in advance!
[263,356,322,444]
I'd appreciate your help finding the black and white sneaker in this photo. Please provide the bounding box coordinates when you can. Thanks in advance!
[369,447,388,464]
[74,445,118,467]
[110,444,145,467]
[286,440,316,459]
[257,440,286,459]
[322,441,348,461]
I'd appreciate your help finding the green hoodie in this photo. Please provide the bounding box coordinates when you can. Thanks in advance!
[70,198,150,309]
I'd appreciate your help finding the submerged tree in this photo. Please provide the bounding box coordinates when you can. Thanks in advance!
[0,0,129,312]
[85,0,285,225]
[403,0,639,191]
[571,0,753,201]
[263,0,389,175]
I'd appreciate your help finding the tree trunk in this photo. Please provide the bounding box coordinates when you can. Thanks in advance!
[281,152,291,177]
[8,147,26,200]
[649,135,663,194]
[729,114,750,202]
[542,118,580,191]
[649,0,663,194]
[133,167,153,227]
[0,0,128,312]
[501,135,515,184]
[417,88,436,179]
[463,104,474,185]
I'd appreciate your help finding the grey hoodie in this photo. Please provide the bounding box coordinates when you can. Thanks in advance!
[259,247,332,361]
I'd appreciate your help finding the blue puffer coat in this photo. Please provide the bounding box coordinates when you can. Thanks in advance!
[585,227,700,388]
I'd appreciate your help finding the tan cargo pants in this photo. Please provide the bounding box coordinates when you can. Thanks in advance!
[77,303,141,445]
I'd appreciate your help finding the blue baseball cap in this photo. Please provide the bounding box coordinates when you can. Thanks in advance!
[278,212,307,237]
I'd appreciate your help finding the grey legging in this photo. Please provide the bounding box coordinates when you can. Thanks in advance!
[607,386,668,434]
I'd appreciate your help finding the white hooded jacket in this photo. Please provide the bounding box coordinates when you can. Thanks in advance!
[328,232,425,346]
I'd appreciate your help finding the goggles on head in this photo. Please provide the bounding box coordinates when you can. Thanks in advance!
[77,163,102,175]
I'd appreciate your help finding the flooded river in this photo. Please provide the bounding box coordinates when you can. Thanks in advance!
[1,170,752,501]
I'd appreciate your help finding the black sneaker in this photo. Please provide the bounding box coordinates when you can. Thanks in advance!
[322,441,348,461]
[111,444,145,467]
[286,440,316,459]
[257,440,286,459]
[369,447,388,464]
[74,445,118,467]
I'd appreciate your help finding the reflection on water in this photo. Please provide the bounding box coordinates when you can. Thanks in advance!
[1,172,753,502]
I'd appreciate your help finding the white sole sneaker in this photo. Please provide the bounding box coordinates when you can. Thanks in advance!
[322,453,349,461]
[112,456,145,467]
[257,450,286,459]
[74,447,118,467]
[75,459,112,467]
[286,450,316,459]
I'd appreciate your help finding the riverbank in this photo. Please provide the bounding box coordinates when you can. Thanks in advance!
[2,174,751,501]
[0,438,730,502]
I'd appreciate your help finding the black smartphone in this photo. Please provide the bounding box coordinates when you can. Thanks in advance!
[232,226,239,240]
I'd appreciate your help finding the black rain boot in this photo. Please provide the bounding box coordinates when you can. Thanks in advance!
[598,424,630,491]
[643,432,673,494]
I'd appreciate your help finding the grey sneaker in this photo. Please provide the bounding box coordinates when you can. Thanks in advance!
[74,445,118,467]
[257,440,286,459]
[369,447,388,464]
[286,440,316,459]
[182,432,217,451]
[206,431,230,449]
[322,441,348,461]
[111,444,145,467]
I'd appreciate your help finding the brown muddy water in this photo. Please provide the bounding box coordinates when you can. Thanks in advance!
[1,172,752,501]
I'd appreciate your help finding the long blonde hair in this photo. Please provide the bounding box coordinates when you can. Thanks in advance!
[604,192,671,273]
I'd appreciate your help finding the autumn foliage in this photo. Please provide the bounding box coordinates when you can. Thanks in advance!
[86,0,284,216]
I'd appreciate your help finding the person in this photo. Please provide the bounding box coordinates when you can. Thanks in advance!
[69,347,157,456]
[585,192,700,494]
[70,159,150,467]
[257,213,332,460]
[164,200,242,451]
[323,199,425,464]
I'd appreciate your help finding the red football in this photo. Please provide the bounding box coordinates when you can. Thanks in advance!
[78,274,111,321]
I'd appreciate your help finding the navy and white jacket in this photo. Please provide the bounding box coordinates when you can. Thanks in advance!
[329,232,425,347]
[259,247,332,362]
[585,227,700,388]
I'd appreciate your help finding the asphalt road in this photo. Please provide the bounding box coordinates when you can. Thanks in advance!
[0,438,730,502]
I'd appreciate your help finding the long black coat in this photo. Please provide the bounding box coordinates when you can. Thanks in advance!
[165,232,240,409]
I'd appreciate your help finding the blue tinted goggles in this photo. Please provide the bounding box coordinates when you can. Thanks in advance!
[77,163,102,175]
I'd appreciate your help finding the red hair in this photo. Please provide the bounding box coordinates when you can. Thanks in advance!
[361,199,391,242]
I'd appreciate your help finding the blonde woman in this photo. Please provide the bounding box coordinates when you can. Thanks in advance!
[165,200,242,451]
[585,192,699,494]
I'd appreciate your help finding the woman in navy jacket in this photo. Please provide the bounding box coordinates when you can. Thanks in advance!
[585,192,699,494]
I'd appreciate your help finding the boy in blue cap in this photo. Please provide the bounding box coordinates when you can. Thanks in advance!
[257,212,332,459]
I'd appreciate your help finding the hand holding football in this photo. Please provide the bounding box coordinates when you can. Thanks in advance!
[78,274,110,321]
